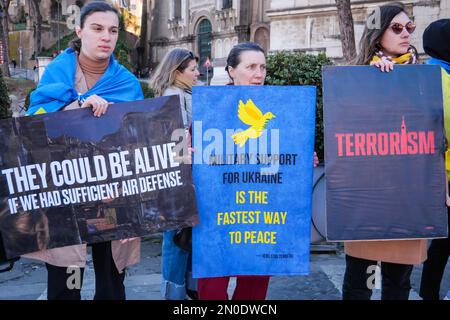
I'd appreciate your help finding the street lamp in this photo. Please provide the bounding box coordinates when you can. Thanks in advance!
[19,46,22,69]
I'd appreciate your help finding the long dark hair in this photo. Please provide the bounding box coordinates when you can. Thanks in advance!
[149,48,198,97]
[225,42,265,83]
[354,2,411,65]
[69,1,120,52]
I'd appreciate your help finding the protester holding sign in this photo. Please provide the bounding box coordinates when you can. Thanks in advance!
[420,19,450,300]
[194,42,271,300]
[25,1,143,300]
[342,2,427,300]
[149,48,200,300]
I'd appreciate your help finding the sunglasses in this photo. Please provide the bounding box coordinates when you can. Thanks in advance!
[177,51,195,67]
[185,51,195,60]
[390,22,416,35]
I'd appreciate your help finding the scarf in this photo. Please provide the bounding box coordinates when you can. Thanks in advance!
[28,48,144,115]
[174,77,193,95]
[370,47,417,65]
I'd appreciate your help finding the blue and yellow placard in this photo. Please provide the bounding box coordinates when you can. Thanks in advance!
[192,86,316,278]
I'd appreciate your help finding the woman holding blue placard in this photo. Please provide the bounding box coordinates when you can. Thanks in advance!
[150,48,200,300]
[196,42,319,300]
[196,42,270,300]
[25,1,143,300]
[343,2,426,300]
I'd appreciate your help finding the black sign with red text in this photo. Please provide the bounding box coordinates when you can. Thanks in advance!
[323,65,448,241]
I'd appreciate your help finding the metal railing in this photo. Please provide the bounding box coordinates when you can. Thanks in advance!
[9,67,37,81]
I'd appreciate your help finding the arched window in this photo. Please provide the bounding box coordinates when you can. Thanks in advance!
[222,0,232,9]
[254,27,270,53]
[223,38,231,58]
[50,0,63,21]
[198,19,212,65]
[174,0,182,19]
[197,19,213,83]
[215,39,223,59]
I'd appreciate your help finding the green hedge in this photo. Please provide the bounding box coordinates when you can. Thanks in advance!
[140,81,154,99]
[117,49,134,73]
[265,51,332,160]
[0,69,11,119]
[40,32,78,57]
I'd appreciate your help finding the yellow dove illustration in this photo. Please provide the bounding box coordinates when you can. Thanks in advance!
[232,99,275,147]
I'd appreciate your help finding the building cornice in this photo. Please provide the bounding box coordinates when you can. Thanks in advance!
[266,0,418,18]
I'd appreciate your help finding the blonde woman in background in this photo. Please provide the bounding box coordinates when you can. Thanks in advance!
[150,48,200,300]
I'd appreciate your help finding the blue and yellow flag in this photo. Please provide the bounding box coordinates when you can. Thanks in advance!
[28,48,143,115]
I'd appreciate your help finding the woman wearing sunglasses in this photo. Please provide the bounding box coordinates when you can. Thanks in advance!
[343,3,425,300]
[355,3,417,71]
[149,48,200,300]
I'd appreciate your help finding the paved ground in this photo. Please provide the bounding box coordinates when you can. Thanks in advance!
[0,236,449,300]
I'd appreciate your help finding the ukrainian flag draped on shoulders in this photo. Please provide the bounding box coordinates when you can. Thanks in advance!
[28,48,144,115]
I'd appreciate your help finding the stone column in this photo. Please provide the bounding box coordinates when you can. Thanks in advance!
[36,56,53,83]
[169,0,174,19]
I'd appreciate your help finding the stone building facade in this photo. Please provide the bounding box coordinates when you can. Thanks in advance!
[8,0,81,69]
[149,0,449,84]
[6,0,448,78]
[149,0,270,84]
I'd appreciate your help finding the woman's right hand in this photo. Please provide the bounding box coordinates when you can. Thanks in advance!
[370,57,394,72]
[313,152,319,168]
[81,94,112,117]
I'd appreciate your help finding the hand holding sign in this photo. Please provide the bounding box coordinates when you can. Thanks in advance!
[0,96,199,259]
[370,57,394,72]
[81,94,113,117]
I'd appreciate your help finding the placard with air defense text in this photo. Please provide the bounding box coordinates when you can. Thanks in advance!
[0,96,198,260]
[192,86,316,278]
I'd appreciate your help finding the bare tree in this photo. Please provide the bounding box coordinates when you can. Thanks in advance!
[137,0,148,74]
[29,0,42,56]
[0,0,11,76]
[335,0,356,62]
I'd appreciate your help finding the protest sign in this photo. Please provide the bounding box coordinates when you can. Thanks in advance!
[192,86,316,277]
[323,65,448,241]
[0,96,198,259]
